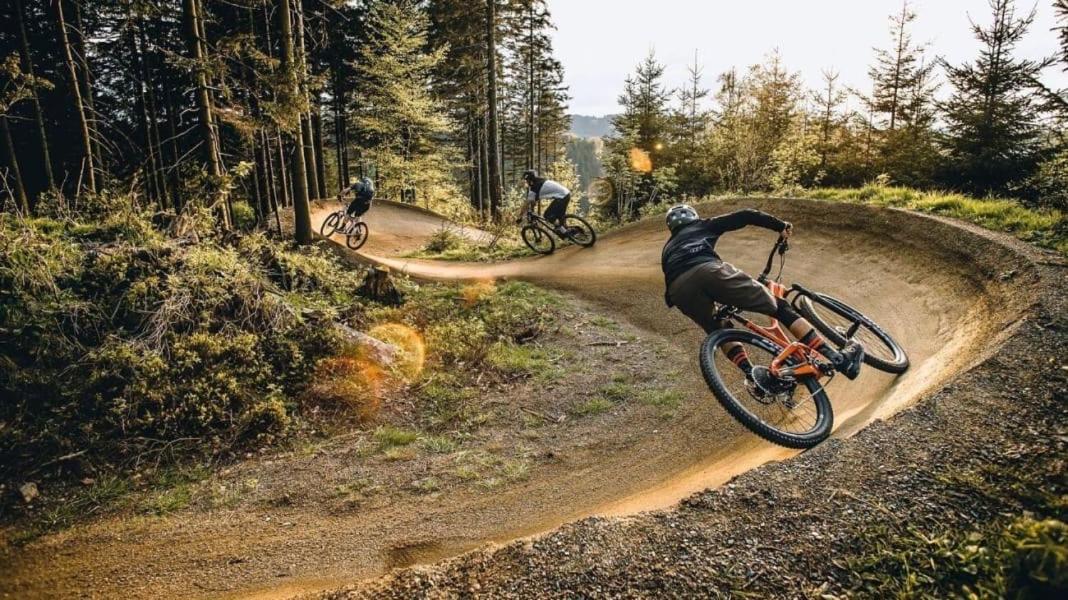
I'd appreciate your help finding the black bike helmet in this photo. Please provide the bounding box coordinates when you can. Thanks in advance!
[666,204,699,232]
[522,169,538,183]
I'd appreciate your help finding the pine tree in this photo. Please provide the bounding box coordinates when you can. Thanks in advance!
[354,0,450,205]
[1057,1,1068,67]
[869,2,932,132]
[603,50,675,215]
[940,0,1053,194]
[672,51,712,196]
[428,0,489,215]
[866,1,939,184]
[812,69,846,174]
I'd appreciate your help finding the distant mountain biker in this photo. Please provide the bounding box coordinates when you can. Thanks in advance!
[518,170,571,233]
[662,205,865,393]
[339,177,375,221]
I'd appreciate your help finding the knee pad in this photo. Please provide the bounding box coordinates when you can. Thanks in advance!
[775,297,801,327]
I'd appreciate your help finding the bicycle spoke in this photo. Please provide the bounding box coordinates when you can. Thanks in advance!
[808,301,895,362]
[711,342,821,436]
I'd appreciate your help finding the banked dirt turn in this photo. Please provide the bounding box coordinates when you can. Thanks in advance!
[310,197,1042,582]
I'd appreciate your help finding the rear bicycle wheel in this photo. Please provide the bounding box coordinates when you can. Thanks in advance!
[561,214,596,247]
[521,224,555,255]
[346,222,369,250]
[320,212,341,237]
[796,292,909,374]
[699,329,833,449]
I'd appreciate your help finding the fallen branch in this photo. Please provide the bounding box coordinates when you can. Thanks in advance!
[519,406,564,423]
[32,449,87,472]
[586,340,629,347]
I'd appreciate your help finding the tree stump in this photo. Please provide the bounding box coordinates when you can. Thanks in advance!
[358,266,403,305]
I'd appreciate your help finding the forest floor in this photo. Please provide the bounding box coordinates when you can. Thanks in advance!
[0,288,709,599]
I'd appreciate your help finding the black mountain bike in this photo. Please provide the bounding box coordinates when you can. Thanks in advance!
[320,209,369,250]
[698,238,909,448]
[520,209,596,255]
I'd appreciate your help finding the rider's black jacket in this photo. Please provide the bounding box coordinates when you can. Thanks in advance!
[661,209,787,306]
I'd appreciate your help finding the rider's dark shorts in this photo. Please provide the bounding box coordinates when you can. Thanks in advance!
[668,260,777,333]
[346,198,370,218]
[543,193,571,223]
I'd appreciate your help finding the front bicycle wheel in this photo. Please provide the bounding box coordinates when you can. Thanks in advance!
[521,224,555,255]
[796,292,909,374]
[561,214,596,247]
[699,329,833,449]
[320,212,341,237]
[346,222,369,250]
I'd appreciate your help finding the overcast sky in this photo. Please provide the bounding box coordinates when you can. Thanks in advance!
[549,0,1066,116]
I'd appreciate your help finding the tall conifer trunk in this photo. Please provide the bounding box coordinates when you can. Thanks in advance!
[183,0,229,227]
[1,116,29,212]
[54,0,95,194]
[485,0,503,218]
[15,0,54,193]
[280,0,312,243]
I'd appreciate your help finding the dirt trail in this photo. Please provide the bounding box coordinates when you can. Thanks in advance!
[1,198,1036,599]
[316,196,1031,538]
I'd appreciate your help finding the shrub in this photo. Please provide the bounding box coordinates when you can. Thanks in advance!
[371,281,558,371]
[0,204,366,483]
[230,201,257,231]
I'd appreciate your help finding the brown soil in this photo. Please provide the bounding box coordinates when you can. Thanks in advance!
[3,197,1059,599]
[326,227,1066,599]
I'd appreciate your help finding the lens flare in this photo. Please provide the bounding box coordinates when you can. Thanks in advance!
[305,323,426,420]
[307,355,384,421]
[628,148,652,173]
[461,279,496,306]
[369,323,426,380]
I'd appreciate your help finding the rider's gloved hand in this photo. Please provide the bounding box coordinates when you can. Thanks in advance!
[781,222,793,239]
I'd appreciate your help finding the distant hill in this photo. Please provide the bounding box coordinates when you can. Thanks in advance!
[569,115,616,139]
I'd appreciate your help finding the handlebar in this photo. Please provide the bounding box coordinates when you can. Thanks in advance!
[758,236,789,282]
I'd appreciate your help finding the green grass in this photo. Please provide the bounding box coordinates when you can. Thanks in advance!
[589,315,619,330]
[141,484,194,515]
[420,435,458,454]
[599,381,634,403]
[411,477,441,494]
[638,389,684,417]
[486,342,559,378]
[571,397,614,416]
[405,228,535,262]
[796,185,1066,254]
[373,425,419,449]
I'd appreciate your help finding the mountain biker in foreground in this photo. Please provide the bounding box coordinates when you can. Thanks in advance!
[662,204,865,393]
[339,177,375,221]
[518,170,571,234]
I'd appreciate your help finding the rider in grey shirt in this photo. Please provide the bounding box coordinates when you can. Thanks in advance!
[518,170,571,231]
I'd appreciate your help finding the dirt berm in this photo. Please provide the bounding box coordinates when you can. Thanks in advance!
[315,197,1066,598]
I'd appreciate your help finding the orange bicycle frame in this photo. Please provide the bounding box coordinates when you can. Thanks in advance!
[718,237,832,381]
